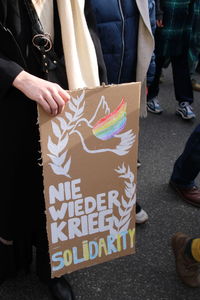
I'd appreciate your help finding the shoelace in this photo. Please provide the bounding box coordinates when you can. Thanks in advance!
[180,102,193,109]
[152,98,160,107]
[180,102,194,114]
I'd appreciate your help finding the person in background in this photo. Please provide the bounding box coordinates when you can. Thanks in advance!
[147,0,196,120]
[170,127,200,288]
[138,0,156,169]
[0,1,107,299]
[169,123,200,207]
[90,0,155,224]
[172,232,200,287]
[147,0,156,89]
[137,0,156,169]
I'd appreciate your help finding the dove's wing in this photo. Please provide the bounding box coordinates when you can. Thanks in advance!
[113,130,136,155]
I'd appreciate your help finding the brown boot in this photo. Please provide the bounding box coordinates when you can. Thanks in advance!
[171,232,200,287]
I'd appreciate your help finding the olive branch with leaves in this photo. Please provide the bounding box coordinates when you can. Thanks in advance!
[47,91,86,177]
[110,164,136,237]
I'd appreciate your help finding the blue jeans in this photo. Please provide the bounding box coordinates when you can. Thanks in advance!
[171,124,200,188]
[148,51,193,104]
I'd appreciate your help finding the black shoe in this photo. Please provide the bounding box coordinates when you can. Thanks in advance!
[48,276,74,300]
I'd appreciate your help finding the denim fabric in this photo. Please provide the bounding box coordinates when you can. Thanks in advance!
[147,0,156,86]
[171,124,200,188]
[148,51,193,103]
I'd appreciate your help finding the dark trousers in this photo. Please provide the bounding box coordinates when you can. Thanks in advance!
[0,158,51,283]
[0,232,51,284]
[171,124,200,188]
[148,51,193,104]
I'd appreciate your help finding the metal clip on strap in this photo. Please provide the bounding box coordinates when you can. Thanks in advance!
[32,33,53,52]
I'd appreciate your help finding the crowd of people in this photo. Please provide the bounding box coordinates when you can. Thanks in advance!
[0,0,199,299]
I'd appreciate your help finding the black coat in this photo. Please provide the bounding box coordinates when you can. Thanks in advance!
[0,0,107,280]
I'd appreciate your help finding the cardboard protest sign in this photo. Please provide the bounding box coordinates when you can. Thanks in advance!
[38,82,141,278]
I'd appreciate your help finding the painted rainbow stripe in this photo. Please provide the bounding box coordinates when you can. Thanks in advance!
[92,98,127,140]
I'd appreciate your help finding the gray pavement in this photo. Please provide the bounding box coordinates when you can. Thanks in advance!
[0,67,200,300]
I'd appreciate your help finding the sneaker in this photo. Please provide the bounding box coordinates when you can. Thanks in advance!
[171,232,200,287]
[136,209,148,224]
[176,102,196,120]
[147,97,163,114]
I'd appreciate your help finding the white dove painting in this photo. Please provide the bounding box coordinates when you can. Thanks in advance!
[47,91,136,178]
[38,82,140,277]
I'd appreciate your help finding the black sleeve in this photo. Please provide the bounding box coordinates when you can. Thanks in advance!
[0,1,24,98]
[155,0,164,21]
[0,52,24,98]
[84,0,108,85]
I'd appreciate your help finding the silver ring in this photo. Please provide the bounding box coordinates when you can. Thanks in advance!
[32,33,53,52]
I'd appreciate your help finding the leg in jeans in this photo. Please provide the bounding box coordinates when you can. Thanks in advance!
[171,51,193,104]
[171,124,200,187]
[147,55,166,100]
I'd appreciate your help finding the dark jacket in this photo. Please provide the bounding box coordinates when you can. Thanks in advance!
[155,0,163,21]
[155,0,194,56]
[0,0,107,99]
[0,0,107,279]
[90,0,139,84]
[147,0,156,86]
